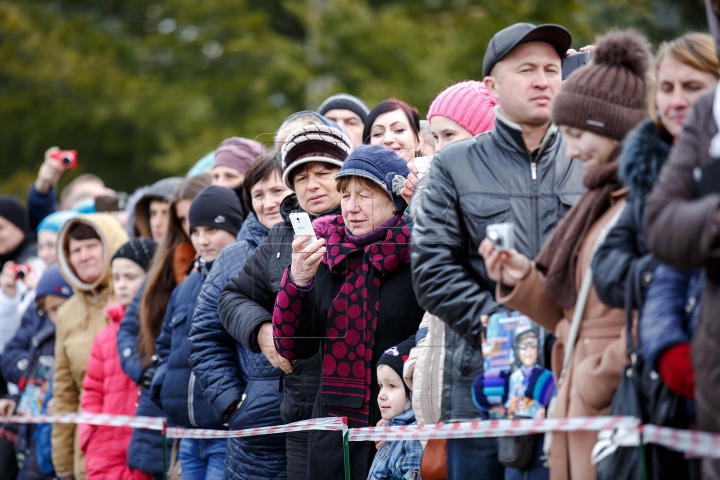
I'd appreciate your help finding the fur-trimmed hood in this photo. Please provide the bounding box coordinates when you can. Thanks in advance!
[619,119,673,199]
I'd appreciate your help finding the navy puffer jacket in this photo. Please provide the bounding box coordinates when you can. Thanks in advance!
[640,265,703,371]
[151,262,224,430]
[1,302,52,386]
[189,213,287,480]
[117,285,168,475]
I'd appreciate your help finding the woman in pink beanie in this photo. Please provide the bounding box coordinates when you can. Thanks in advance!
[427,80,498,151]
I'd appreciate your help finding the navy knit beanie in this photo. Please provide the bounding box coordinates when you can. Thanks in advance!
[334,145,410,212]
[112,238,159,272]
[36,264,73,299]
[189,186,243,236]
[0,195,29,234]
[377,336,415,395]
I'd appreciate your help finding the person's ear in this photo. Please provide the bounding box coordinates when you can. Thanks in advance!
[416,132,425,156]
[484,75,500,101]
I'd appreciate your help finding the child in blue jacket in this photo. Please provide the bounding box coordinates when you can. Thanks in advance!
[149,186,242,480]
[367,337,423,480]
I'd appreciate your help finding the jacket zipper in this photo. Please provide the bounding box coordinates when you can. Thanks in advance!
[188,372,198,427]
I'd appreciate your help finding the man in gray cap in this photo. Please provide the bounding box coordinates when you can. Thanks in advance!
[411,23,585,479]
[317,93,370,148]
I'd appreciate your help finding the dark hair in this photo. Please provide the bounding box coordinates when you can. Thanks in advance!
[138,173,211,364]
[241,152,284,213]
[363,99,421,145]
[66,222,101,242]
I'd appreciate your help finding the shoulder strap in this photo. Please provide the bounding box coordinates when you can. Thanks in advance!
[557,202,626,387]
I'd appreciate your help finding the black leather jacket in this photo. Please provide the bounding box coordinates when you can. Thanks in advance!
[411,114,586,421]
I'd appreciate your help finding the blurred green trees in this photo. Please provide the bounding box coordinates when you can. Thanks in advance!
[0,0,705,198]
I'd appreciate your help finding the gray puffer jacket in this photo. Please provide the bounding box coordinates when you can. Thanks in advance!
[411,113,586,421]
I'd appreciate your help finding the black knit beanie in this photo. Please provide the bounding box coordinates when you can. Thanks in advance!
[188,185,243,236]
[377,336,415,395]
[112,238,159,272]
[317,93,371,124]
[0,195,29,234]
[552,30,651,141]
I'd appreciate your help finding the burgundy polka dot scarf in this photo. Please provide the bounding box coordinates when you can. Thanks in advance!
[321,214,410,425]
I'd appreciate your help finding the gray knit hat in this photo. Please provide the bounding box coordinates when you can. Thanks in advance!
[281,125,352,190]
[552,30,651,141]
[317,93,371,124]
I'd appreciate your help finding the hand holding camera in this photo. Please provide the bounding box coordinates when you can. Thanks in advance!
[1,262,24,298]
[479,223,531,288]
[35,146,77,195]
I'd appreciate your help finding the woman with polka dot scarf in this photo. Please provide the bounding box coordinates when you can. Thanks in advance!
[271,144,425,480]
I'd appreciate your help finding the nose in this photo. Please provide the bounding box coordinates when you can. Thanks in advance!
[533,70,550,89]
[670,87,688,109]
[346,195,361,213]
[382,131,394,146]
[566,141,580,160]
[306,174,320,191]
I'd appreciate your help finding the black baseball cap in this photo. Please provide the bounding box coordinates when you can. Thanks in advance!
[482,23,572,77]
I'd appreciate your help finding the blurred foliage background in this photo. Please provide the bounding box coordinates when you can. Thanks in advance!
[0,0,706,199]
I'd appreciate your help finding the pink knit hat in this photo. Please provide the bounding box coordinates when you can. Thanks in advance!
[213,137,269,175]
[427,81,498,135]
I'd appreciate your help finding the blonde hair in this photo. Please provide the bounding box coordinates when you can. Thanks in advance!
[650,33,719,126]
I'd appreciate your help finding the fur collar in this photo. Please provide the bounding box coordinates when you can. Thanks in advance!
[619,120,673,199]
[312,214,336,238]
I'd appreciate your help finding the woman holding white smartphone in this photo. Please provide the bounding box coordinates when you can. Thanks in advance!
[218,123,352,480]
[271,144,425,480]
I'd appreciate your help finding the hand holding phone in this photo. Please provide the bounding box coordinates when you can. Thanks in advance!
[290,212,318,248]
[50,150,78,169]
[562,51,591,80]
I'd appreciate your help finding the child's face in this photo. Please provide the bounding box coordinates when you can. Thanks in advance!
[190,226,236,262]
[377,365,407,421]
[111,258,146,307]
[518,333,539,367]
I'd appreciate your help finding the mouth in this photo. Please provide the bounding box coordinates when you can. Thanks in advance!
[309,195,326,202]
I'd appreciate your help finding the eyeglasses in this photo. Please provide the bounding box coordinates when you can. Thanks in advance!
[518,341,538,351]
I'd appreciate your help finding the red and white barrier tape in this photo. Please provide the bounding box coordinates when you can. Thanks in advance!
[5,412,720,459]
[348,416,639,442]
[642,425,720,459]
[0,413,165,431]
[166,417,346,439]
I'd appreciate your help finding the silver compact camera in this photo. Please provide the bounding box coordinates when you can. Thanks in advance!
[486,223,514,252]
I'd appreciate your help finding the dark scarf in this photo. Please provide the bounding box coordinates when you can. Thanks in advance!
[535,157,622,310]
[321,214,410,425]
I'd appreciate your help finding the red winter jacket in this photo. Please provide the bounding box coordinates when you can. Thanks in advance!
[80,303,139,479]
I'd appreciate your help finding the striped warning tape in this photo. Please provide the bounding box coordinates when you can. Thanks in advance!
[0,412,165,431]
[4,412,720,459]
[642,424,720,459]
[348,416,640,442]
[166,417,346,439]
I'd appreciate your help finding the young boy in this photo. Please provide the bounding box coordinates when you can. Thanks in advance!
[367,337,423,480]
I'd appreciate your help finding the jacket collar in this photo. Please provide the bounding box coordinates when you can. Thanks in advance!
[493,107,559,157]
[237,213,270,249]
[279,193,342,224]
[387,408,417,426]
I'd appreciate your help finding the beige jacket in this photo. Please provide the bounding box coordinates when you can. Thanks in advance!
[497,193,627,480]
[51,214,128,479]
[404,312,444,429]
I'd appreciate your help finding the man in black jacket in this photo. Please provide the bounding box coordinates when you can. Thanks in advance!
[411,23,585,479]
[219,124,351,480]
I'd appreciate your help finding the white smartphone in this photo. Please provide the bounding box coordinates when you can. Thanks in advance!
[289,212,318,248]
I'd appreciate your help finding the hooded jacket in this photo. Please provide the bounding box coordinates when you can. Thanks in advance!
[189,212,287,480]
[411,113,585,422]
[51,214,128,479]
[132,177,183,239]
[591,120,673,309]
[80,306,138,480]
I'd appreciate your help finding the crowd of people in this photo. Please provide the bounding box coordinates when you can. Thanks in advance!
[2,5,720,480]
